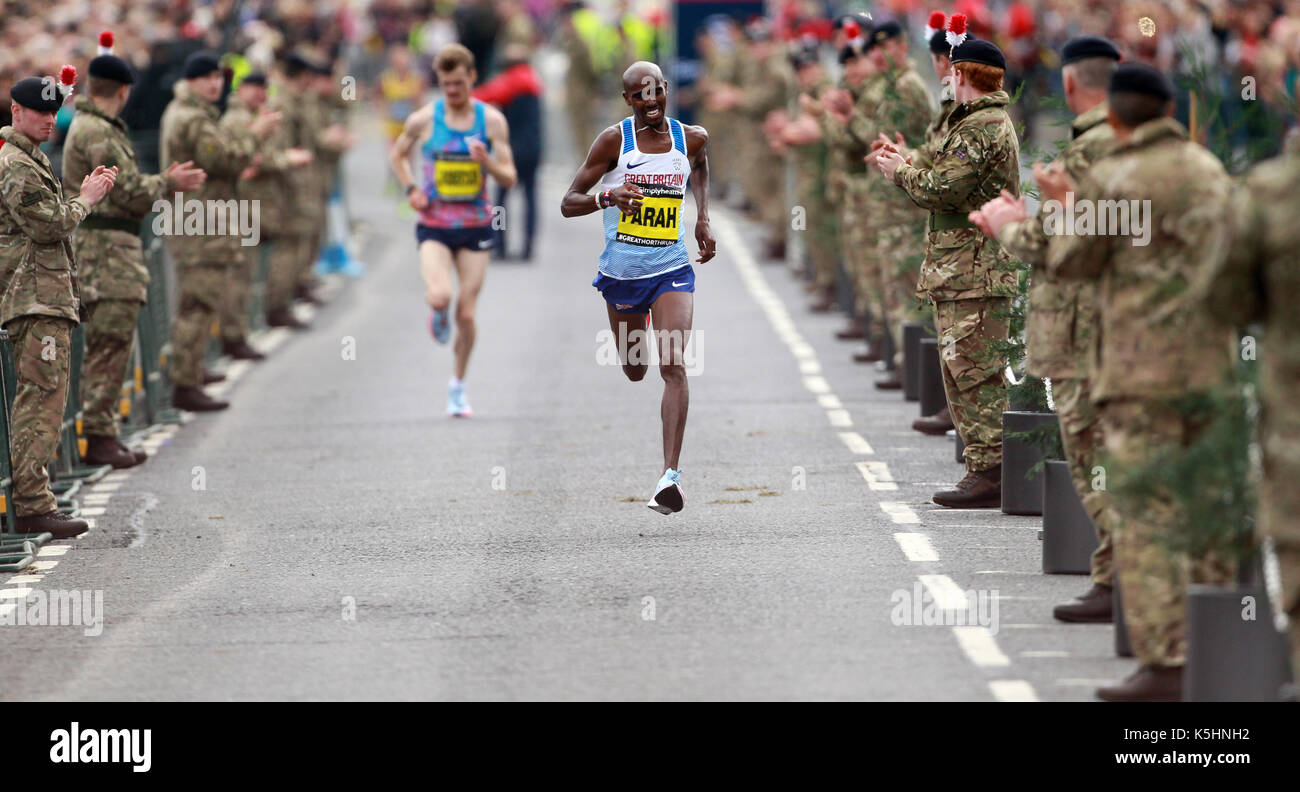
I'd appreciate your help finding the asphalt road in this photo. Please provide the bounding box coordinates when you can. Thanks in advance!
[0,115,1129,702]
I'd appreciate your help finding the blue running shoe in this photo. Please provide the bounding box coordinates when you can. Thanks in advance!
[429,308,451,344]
[447,381,473,417]
[647,468,683,514]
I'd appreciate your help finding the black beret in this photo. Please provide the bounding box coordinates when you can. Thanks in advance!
[871,21,904,44]
[1061,35,1121,66]
[88,54,135,85]
[182,51,221,79]
[1109,62,1174,101]
[10,76,63,112]
[241,71,268,87]
[950,39,1005,70]
[929,29,951,55]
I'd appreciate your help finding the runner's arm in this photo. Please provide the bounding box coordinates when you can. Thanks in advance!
[388,105,431,193]
[560,126,623,217]
[686,124,715,263]
[478,106,517,189]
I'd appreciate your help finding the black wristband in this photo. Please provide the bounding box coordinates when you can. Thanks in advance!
[405,184,418,196]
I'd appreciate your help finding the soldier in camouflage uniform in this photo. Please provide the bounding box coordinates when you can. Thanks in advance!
[1046,63,1236,702]
[736,18,794,260]
[0,76,117,538]
[858,22,931,388]
[222,73,314,332]
[878,39,1020,509]
[978,37,1121,624]
[822,25,886,349]
[304,59,353,297]
[63,48,207,468]
[1194,107,1300,692]
[160,52,278,411]
[778,45,838,302]
[271,55,322,321]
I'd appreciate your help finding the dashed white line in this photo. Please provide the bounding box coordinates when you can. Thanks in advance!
[893,533,939,562]
[879,501,920,524]
[988,680,1040,702]
[826,409,852,428]
[37,546,70,557]
[802,375,830,395]
[919,575,970,610]
[92,482,123,493]
[817,394,843,410]
[856,461,898,491]
[952,626,1011,667]
[838,432,874,455]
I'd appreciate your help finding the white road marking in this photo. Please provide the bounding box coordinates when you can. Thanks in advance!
[817,394,842,409]
[893,533,939,562]
[798,359,821,374]
[81,493,113,504]
[826,409,852,427]
[92,482,123,493]
[79,507,106,517]
[989,680,1040,702]
[0,587,32,599]
[4,575,43,585]
[953,626,1011,667]
[920,575,969,609]
[838,432,874,455]
[29,561,58,571]
[856,461,898,491]
[803,375,830,395]
[879,501,920,524]
[37,546,70,557]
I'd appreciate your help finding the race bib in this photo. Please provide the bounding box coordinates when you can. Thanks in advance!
[434,154,483,201]
[616,183,683,247]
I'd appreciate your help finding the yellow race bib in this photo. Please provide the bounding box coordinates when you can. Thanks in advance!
[616,183,683,247]
[434,155,483,201]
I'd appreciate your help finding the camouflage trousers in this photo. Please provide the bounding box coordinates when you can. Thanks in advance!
[297,227,324,291]
[1100,399,1236,667]
[841,190,884,335]
[170,264,226,388]
[745,145,788,243]
[876,223,925,369]
[1259,425,1300,679]
[219,247,252,344]
[1052,376,1114,587]
[81,299,140,439]
[266,235,307,314]
[797,183,838,288]
[6,315,74,517]
[934,297,1008,472]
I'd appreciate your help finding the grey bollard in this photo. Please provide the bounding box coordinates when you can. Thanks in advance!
[1185,584,1294,701]
[918,338,945,417]
[1041,460,1098,574]
[1114,572,1133,658]
[1000,411,1059,516]
[902,321,926,402]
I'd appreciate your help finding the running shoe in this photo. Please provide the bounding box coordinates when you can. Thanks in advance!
[647,468,683,514]
[447,381,473,417]
[429,308,451,344]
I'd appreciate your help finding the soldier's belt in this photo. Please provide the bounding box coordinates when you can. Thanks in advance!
[80,216,142,234]
[928,213,976,232]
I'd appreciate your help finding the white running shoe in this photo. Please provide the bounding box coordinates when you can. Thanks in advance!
[647,468,684,514]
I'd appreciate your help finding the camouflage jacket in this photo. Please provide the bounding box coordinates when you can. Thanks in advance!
[273,88,325,230]
[825,74,884,200]
[222,96,292,238]
[1196,135,1300,449]
[0,126,90,325]
[997,101,1114,378]
[912,86,957,170]
[63,96,170,303]
[856,61,931,224]
[821,78,867,202]
[895,90,1021,300]
[1048,117,1234,403]
[159,90,257,262]
[739,51,793,121]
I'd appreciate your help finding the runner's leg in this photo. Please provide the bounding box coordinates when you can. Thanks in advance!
[418,240,454,312]
[451,249,489,381]
[649,290,693,471]
[605,303,649,382]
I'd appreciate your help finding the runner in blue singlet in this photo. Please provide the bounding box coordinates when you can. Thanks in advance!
[561,61,716,515]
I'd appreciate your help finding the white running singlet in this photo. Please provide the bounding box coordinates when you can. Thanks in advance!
[596,117,691,280]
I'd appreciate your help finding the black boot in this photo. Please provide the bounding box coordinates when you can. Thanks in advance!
[172,386,230,412]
